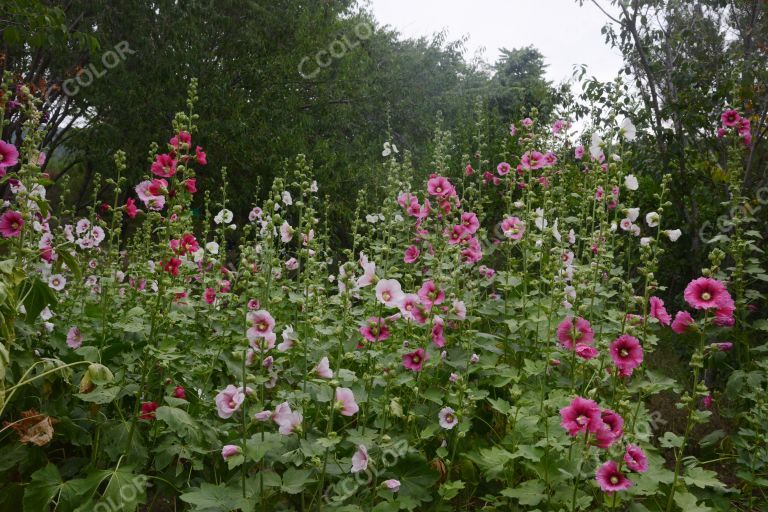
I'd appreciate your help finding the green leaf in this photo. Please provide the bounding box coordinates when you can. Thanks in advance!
[684,466,725,489]
[23,464,62,511]
[500,479,546,506]
[21,277,57,323]
[180,483,250,511]
[281,468,315,494]
[438,480,464,500]
[75,386,120,404]
[155,406,199,439]
[673,491,714,511]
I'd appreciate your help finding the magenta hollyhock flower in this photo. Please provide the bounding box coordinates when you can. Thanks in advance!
[427,176,454,197]
[446,224,467,245]
[432,318,446,348]
[315,356,333,378]
[221,444,240,460]
[151,153,177,178]
[173,386,186,399]
[195,146,207,165]
[610,334,643,377]
[350,444,369,473]
[247,309,275,340]
[552,119,567,134]
[713,294,735,326]
[575,145,585,159]
[438,407,458,429]
[595,409,624,448]
[404,245,420,263]
[273,402,302,435]
[0,210,24,238]
[671,310,694,334]
[543,151,557,167]
[335,387,359,416]
[359,316,390,342]
[560,397,603,436]
[418,280,445,309]
[520,150,545,170]
[215,385,246,419]
[683,277,730,310]
[66,326,83,349]
[596,460,632,492]
[711,342,733,352]
[497,162,511,176]
[125,197,139,218]
[169,130,191,149]
[624,444,648,473]
[402,347,428,371]
[204,287,216,304]
[575,344,599,360]
[649,296,671,325]
[501,216,525,239]
[721,109,741,128]
[556,316,595,350]
[140,401,158,420]
[460,212,480,234]
[0,141,19,169]
[376,279,404,307]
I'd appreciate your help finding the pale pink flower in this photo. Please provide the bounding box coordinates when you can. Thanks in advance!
[350,444,369,473]
[221,445,240,460]
[66,327,82,349]
[438,407,458,429]
[315,356,333,379]
[336,387,359,416]
[376,279,404,308]
[215,385,246,419]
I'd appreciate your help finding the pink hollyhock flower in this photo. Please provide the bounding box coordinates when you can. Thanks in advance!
[649,296,671,325]
[279,221,294,243]
[285,257,298,270]
[253,410,272,422]
[402,347,428,371]
[543,151,557,167]
[438,407,458,429]
[575,145,585,159]
[461,236,483,264]
[273,402,302,435]
[452,299,466,320]
[66,326,83,349]
[624,444,648,473]
[169,131,191,149]
[163,257,182,276]
[497,162,511,176]
[470,353,480,364]
[195,146,207,165]
[204,287,216,304]
[520,151,545,170]
[713,294,735,326]
[418,280,445,309]
[359,316,389,342]
[357,253,376,287]
[703,394,713,408]
[398,293,422,320]
[721,109,741,128]
[173,386,186,399]
[556,317,595,349]
[671,310,694,334]
[215,385,246,419]
[575,344,599,360]
[521,117,533,127]
[596,460,632,492]
[560,397,603,436]
[460,212,480,234]
[509,123,517,136]
[315,356,333,379]
[247,309,276,340]
[711,342,733,352]
[465,164,473,175]
[404,245,420,263]
[184,178,197,193]
[0,141,19,169]
[350,444,369,473]
[335,387,359,416]
[446,224,467,245]
[151,153,177,177]
[610,334,643,376]
[595,409,624,448]
[432,318,446,347]
[501,216,525,239]
[140,401,158,420]
[249,332,276,353]
[427,175,455,197]
[125,198,139,218]
[382,479,401,492]
[684,277,730,310]
[376,279,404,307]
[0,210,24,238]
[48,274,66,291]
[248,299,261,310]
[221,444,240,460]
[552,119,567,134]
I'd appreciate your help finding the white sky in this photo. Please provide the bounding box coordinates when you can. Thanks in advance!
[366,0,624,84]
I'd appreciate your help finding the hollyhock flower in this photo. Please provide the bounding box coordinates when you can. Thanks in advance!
[195,146,207,165]
[376,279,404,307]
[398,294,422,321]
[684,277,730,310]
[438,407,458,429]
[125,197,139,218]
[596,460,632,492]
[470,353,480,364]
[543,151,557,167]
[214,209,233,225]
[382,479,401,492]
[446,225,467,245]
[714,310,735,327]
[560,397,603,436]
[703,394,713,408]
[285,257,298,270]
[610,334,643,376]
[649,296,671,325]
[509,123,517,136]
[665,229,682,242]
[595,409,624,448]
[173,386,186,399]
[624,444,649,473]
[151,153,177,177]
[359,316,389,342]
[316,356,333,379]
[404,245,420,263]
[66,327,83,349]
[620,118,637,141]
[169,130,191,149]
[575,145,585,159]
[624,174,639,191]
[431,318,446,348]
[350,444,369,473]
[459,212,479,234]
[254,410,272,422]
[163,257,182,276]
[497,162,511,176]
[48,274,66,291]
[645,211,659,227]
[273,402,303,435]
[575,344,599,360]
[452,300,466,320]
[0,210,24,238]
[671,310,694,334]
[721,109,741,128]
[619,218,633,231]
[552,119,568,134]
[557,317,594,349]
[501,216,525,239]
[215,385,246,419]
[357,253,376,287]
[521,151,545,170]
[335,387,359,416]
[221,445,240,460]
[403,347,428,372]
[247,309,275,340]
[427,176,454,197]
[140,401,158,420]
[0,141,19,169]
[184,178,197,193]
[465,164,473,176]
[625,208,640,223]
[204,287,216,304]
[418,280,445,309]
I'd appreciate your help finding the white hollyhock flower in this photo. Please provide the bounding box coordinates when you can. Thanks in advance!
[640,237,653,247]
[589,132,604,160]
[552,218,561,242]
[624,174,639,191]
[665,229,682,242]
[534,208,547,230]
[645,212,659,227]
[214,209,233,225]
[626,208,640,222]
[282,191,293,206]
[206,241,219,254]
[620,117,637,141]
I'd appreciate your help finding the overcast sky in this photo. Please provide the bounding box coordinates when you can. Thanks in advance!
[366,0,625,84]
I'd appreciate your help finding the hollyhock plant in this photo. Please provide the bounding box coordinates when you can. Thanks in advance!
[596,460,632,493]
[359,317,390,342]
[66,327,83,349]
[273,402,302,435]
[315,356,333,379]
[671,310,694,334]
[560,397,603,436]
[376,279,404,308]
[0,140,19,169]
[0,210,24,238]
[438,407,458,429]
[215,385,246,419]
[610,334,644,377]
[418,280,445,309]
[556,316,594,349]
[624,444,649,473]
[649,296,671,325]
[684,277,731,310]
[501,216,525,240]
[402,348,428,371]
[335,387,359,416]
[350,445,369,473]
